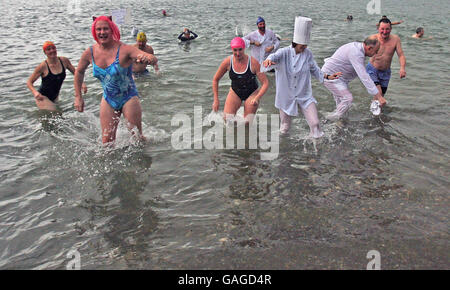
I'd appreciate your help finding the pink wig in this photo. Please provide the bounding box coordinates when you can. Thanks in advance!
[91,16,121,43]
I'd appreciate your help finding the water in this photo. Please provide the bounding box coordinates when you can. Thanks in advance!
[0,0,448,269]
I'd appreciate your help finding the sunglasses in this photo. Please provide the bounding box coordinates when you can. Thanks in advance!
[232,48,243,52]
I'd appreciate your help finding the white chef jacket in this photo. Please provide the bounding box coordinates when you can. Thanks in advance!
[322,42,379,96]
[265,46,324,116]
[243,29,280,64]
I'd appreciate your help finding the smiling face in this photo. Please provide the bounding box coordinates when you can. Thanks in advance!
[95,20,112,44]
[44,45,57,58]
[378,22,392,40]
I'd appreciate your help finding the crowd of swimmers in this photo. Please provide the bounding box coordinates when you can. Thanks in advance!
[27,12,430,145]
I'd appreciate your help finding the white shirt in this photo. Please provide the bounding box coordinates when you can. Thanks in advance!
[265,46,324,116]
[322,42,379,96]
[243,29,280,64]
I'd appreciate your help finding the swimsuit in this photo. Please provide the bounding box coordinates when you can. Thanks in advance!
[38,57,66,102]
[229,56,258,101]
[91,45,139,111]
[366,62,391,94]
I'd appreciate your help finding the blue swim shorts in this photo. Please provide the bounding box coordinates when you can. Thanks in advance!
[366,62,391,94]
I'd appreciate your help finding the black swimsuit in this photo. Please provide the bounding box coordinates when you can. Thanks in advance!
[38,58,66,102]
[229,56,258,101]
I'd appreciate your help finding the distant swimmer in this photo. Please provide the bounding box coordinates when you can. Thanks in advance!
[412,27,432,39]
[322,36,387,121]
[367,17,406,98]
[131,26,138,37]
[346,14,353,21]
[178,28,198,41]
[262,16,341,138]
[74,16,158,144]
[212,37,268,124]
[132,32,160,76]
[162,10,167,17]
[243,16,280,65]
[27,41,87,111]
[376,15,403,27]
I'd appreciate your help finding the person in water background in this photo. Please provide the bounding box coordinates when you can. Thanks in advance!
[243,16,280,65]
[132,32,160,77]
[27,41,87,111]
[178,28,198,41]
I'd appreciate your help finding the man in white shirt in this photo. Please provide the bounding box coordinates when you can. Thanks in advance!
[322,36,386,121]
[243,17,280,64]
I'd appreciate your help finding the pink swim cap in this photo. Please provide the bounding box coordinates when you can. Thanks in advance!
[91,16,121,43]
[230,37,245,49]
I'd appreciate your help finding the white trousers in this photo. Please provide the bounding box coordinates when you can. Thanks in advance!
[279,103,323,138]
[324,79,353,119]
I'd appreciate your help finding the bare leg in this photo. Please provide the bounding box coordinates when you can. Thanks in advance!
[99,98,121,144]
[35,96,57,111]
[243,89,260,124]
[279,109,292,134]
[302,102,323,138]
[121,96,146,142]
[223,89,243,122]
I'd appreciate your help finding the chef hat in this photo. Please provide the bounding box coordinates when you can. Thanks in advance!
[293,16,312,45]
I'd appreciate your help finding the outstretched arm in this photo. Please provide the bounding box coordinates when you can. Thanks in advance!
[74,48,91,112]
[145,46,159,73]
[212,57,229,111]
[250,58,268,105]
[392,20,404,25]
[63,57,87,94]
[309,54,325,83]
[127,44,158,66]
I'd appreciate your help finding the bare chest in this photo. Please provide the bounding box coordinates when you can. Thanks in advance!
[376,40,397,58]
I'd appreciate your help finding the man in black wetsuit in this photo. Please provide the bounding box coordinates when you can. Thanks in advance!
[178,28,198,41]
